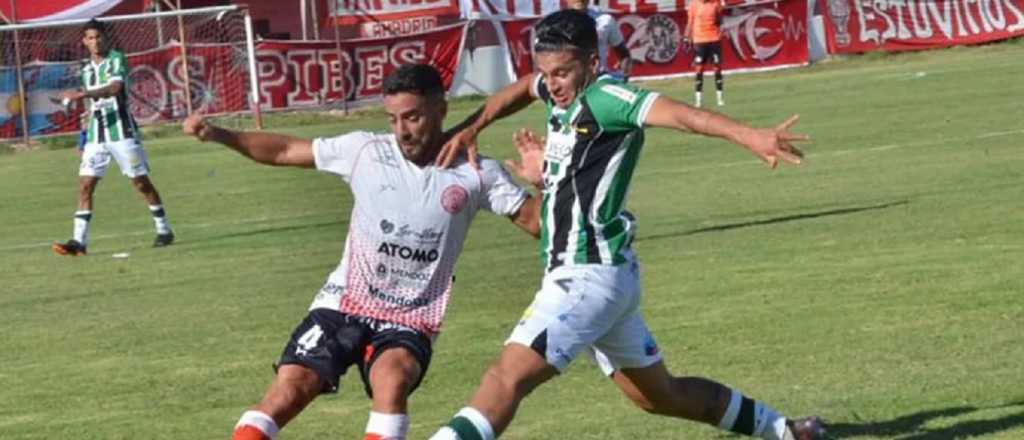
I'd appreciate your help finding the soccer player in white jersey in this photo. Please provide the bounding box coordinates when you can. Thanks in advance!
[53,19,174,256]
[182,64,542,440]
[566,0,633,79]
[429,10,825,440]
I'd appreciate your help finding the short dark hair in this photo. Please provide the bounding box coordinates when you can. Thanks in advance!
[533,10,598,55]
[382,64,445,98]
[83,19,106,36]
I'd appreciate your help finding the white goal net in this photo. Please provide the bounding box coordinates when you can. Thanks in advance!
[0,5,258,140]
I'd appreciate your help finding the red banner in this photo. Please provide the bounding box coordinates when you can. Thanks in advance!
[128,44,250,124]
[331,0,462,38]
[501,0,808,80]
[464,0,777,18]
[254,22,467,110]
[820,0,1024,54]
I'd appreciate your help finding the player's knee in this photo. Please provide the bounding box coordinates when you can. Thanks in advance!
[481,361,527,398]
[369,368,417,404]
[78,177,98,194]
[265,365,322,407]
[131,176,154,193]
[369,348,420,405]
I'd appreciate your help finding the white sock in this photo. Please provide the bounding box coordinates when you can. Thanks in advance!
[717,90,725,106]
[73,210,91,245]
[149,204,171,235]
[695,91,703,107]
[365,411,409,440]
[756,406,786,440]
[235,410,279,439]
[429,407,495,440]
[717,388,787,440]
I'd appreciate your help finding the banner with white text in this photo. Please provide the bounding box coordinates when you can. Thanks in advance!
[820,0,1024,54]
[253,22,467,109]
[332,0,462,38]
[499,0,808,80]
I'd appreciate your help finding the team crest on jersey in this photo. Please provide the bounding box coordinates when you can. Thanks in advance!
[441,185,468,214]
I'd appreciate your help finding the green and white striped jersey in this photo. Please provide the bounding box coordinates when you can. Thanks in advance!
[81,49,137,144]
[533,74,659,272]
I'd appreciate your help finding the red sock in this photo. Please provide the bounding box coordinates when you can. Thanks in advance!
[232,425,270,440]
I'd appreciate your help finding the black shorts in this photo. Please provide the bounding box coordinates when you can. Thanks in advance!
[693,42,722,66]
[276,309,433,397]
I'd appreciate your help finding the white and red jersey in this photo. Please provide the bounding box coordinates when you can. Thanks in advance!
[308,131,528,336]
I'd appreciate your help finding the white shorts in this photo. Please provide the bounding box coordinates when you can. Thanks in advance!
[79,139,150,178]
[506,255,662,374]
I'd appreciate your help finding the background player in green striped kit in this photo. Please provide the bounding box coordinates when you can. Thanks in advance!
[429,9,824,440]
[53,19,174,256]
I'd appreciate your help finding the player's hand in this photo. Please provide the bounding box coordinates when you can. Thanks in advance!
[505,128,546,189]
[182,114,212,141]
[436,126,479,169]
[741,114,808,169]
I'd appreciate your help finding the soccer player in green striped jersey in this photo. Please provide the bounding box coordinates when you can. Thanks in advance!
[53,19,174,256]
[430,9,824,440]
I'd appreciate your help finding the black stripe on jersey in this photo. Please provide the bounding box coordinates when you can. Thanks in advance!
[116,87,135,139]
[571,101,606,264]
[547,162,575,271]
[94,110,106,143]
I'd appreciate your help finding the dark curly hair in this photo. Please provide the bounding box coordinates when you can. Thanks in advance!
[382,64,445,98]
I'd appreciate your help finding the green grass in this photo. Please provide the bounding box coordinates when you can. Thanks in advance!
[2,42,1023,440]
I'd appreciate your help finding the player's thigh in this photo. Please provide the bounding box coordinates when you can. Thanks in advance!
[486,342,558,393]
[709,42,723,65]
[361,326,432,404]
[589,310,662,376]
[506,264,636,372]
[367,347,421,395]
[106,138,150,177]
[79,143,112,177]
[277,308,368,394]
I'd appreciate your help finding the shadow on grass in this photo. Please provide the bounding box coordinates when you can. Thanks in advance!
[636,200,909,242]
[829,401,1024,439]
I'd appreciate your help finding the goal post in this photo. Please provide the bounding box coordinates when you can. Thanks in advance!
[0,5,262,141]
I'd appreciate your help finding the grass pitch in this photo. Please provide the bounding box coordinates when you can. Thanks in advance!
[2,42,1023,439]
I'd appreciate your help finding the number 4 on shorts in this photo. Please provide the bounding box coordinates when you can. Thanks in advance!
[296,324,324,355]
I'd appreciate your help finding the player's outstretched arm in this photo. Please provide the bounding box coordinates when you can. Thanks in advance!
[643,96,809,168]
[436,73,540,169]
[182,114,315,168]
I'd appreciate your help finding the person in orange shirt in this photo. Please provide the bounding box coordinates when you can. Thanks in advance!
[685,0,726,107]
